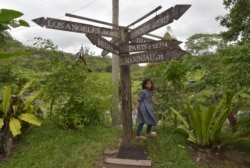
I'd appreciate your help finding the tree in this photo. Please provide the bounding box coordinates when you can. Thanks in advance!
[144,61,188,128]
[220,41,250,91]
[33,37,58,51]
[217,0,250,42]
[0,8,29,59]
[185,33,225,56]
[44,62,112,129]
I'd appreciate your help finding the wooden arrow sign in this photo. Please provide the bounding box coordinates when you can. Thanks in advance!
[101,37,156,56]
[86,34,120,55]
[119,49,186,65]
[130,5,191,40]
[32,17,120,38]
[120,40,182,53]
[101,39,119,56]
[130,37,155,44]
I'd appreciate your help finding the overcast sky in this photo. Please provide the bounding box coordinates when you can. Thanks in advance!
[2,0,227,55]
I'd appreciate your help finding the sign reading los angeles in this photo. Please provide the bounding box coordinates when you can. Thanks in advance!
[33,17,120,38]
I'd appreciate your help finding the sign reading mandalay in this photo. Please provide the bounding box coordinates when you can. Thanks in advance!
[86,34,120,55]
[119,49,186,65]
[32,17,119,38]
[120,40,182,53]
[130,5,191,40]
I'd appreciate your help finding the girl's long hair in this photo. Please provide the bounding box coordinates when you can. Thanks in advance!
[142,79,154,91]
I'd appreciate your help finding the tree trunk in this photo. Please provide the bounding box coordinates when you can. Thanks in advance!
[0,119,13,157]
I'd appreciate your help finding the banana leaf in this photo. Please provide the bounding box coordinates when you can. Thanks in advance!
[2,87,11,117]
[18,113,41,126]
[9,117,21,136]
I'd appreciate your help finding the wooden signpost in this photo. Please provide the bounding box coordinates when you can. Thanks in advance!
[120,40,181,53]
[32,17,120,38]
[86,34,120,55]
[33,4,191,144]
[119,49,186,65]
[129,5,191,40]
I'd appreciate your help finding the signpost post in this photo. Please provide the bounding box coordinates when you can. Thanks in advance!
[33,4,191,144]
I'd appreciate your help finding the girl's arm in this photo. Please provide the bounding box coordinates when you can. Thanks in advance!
[133,101,140,115]
[152,97,159,106]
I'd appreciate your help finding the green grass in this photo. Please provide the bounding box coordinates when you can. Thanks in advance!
[1,121,121,168]
[1,121,209,168]
[136,126,206,168]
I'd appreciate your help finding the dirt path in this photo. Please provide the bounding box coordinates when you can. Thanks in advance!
[188,143,250,168]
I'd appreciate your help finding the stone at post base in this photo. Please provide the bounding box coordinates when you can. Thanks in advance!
[104,158,152,167]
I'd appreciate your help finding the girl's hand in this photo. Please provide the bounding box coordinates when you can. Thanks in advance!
[154,101,159,106]
[132,109,137,116]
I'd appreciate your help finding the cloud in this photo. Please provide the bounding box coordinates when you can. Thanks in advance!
[3,0,227,54]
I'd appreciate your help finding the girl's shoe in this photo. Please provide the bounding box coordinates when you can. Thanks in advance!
[136,135,146,140]
[147,132,157,137]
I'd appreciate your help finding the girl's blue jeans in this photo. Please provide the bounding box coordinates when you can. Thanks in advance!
[136,123,152,136]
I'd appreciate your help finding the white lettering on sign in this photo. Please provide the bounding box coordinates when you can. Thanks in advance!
[120,52,165,65]
[121,41,169,52]
[130,8,173,40]
[46,18,119,38]
[97,39,119,55]
[131,37,154,44]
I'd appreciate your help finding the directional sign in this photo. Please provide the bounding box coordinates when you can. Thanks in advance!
[130,5,191,40]
[120,40,182,53]
[101,39,119,56]
[101,37,156,56]
[119,49,186,65]
[130,37,155,44]
[32,17,120,38]
[86,34,120,55]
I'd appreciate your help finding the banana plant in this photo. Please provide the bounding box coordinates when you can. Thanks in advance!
[171,90,250,147]
[0,81,42,156]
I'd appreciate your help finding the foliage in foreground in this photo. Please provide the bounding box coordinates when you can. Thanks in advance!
[0,81,42,156]
[0,8,29,59]
[171,91,250,147]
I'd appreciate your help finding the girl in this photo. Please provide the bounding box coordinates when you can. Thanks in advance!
[133,79,158,140]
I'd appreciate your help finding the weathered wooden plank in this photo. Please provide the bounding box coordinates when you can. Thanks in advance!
[32,17,120,38]
[104,158,152,167]
[119,49,186,65]
[130,5,191,40]
[101,39,119,56]
[120,54,133,144]
[120,40,182,52]
[130,37,155,44]
[86,34,119,55]
[101,37,155,56]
